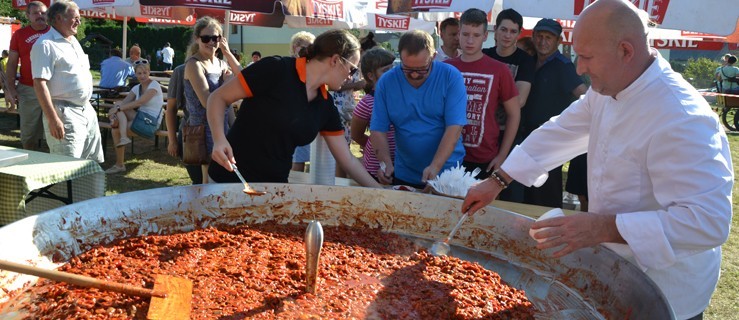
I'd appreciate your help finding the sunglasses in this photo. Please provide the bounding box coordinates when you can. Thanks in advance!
[400,61,432,75]
[340,56,358,77]
[199,35,222,43]
[133,59,149,65]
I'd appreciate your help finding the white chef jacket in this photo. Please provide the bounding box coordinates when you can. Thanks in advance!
[501,51,733,319]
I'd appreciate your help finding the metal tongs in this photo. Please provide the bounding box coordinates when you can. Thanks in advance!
[429,212,469,256]
[230,163,266,196]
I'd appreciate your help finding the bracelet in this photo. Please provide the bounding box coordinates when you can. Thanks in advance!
[489,170,509,189]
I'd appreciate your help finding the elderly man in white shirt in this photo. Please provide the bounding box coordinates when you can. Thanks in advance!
[31,0,103,163]
[462,1,733,319]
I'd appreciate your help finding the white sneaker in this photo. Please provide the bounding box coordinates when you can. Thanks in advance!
[117,136,131,147]
[105,165,126,174]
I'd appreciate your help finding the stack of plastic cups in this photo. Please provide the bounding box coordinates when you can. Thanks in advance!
[309,135,336,185]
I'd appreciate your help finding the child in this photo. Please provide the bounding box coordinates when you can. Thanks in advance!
[350,48,396,181]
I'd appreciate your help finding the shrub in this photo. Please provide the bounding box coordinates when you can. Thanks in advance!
[681,57,719,89]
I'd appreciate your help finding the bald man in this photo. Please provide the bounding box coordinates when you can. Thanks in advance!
[462,1,732,319]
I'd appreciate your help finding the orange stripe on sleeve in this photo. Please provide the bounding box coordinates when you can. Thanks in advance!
[320,130,345,136]
[238,72,253,98]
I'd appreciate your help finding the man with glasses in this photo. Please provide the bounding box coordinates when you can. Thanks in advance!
[446,9,519,180]
[5,1,50,151]
[31,0,103,162]
[370,30,467,188]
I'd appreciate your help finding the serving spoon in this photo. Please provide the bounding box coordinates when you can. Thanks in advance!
[230,163,267,196]
[429,212,469,256]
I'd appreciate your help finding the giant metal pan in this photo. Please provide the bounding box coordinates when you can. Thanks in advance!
[0,183,674,319]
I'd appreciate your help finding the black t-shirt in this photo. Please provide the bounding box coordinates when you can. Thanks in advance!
[482,47,535,84]
[483,47,536,128]
[208,56,344,183]
[521,52,584,136]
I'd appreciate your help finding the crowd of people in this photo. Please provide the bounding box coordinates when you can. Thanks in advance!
[0,1,734,319]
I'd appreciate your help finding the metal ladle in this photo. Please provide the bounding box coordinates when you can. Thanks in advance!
[230,163,266,196]
[429,212,469,256]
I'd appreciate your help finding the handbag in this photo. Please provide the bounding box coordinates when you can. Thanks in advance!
[182,123,208,165]
[129,84,162,140]
[130,110,161,140]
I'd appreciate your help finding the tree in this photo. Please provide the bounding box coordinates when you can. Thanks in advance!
[0,1,25,22]
[682,57,719,90]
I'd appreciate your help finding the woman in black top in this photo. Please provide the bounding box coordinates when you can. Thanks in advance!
[206,29,381,188]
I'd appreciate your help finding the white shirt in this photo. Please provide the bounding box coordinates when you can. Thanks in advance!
[501,51,733,319]
[30,27,93,106]
[161,46,174,64]
[434,44,459,61]
[132,80,164,125]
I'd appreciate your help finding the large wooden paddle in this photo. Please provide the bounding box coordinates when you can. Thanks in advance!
[0,259,192,319]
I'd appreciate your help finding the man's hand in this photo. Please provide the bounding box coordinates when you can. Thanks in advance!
[377,161,393,185]
[421,163,441,183]
[4,89,17,110]
[531,213,624,258]
[47,115,65,140]
[461,179,501,215]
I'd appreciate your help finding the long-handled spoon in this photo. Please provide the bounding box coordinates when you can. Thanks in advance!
[429,212,469,256]
[230,163,266,196]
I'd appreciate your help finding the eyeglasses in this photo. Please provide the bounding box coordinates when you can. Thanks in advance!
[400,61,432,75]
[199,35,222,43]
[340,56,358,77]
[133,59,149,65]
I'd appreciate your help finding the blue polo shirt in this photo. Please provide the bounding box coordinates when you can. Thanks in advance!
[99,56,134,89]
[371,61,467,186]
[522,51,583,136]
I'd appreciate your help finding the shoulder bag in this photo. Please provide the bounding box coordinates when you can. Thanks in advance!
[129,85,162,140]
[182,122,208,165]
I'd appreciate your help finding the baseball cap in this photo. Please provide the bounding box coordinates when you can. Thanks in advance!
[533,18,562,36]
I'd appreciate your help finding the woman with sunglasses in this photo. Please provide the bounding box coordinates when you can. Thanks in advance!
[105,60,164,174]
[184,16,241,183]
[206,29,381,188]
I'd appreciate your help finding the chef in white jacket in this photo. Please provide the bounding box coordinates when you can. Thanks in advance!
[462,1,733,319]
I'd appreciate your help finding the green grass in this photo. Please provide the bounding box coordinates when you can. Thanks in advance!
[708,131,739,319]
[0,112,738,317]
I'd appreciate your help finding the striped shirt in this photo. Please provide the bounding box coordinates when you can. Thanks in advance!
[353,93,395,178]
